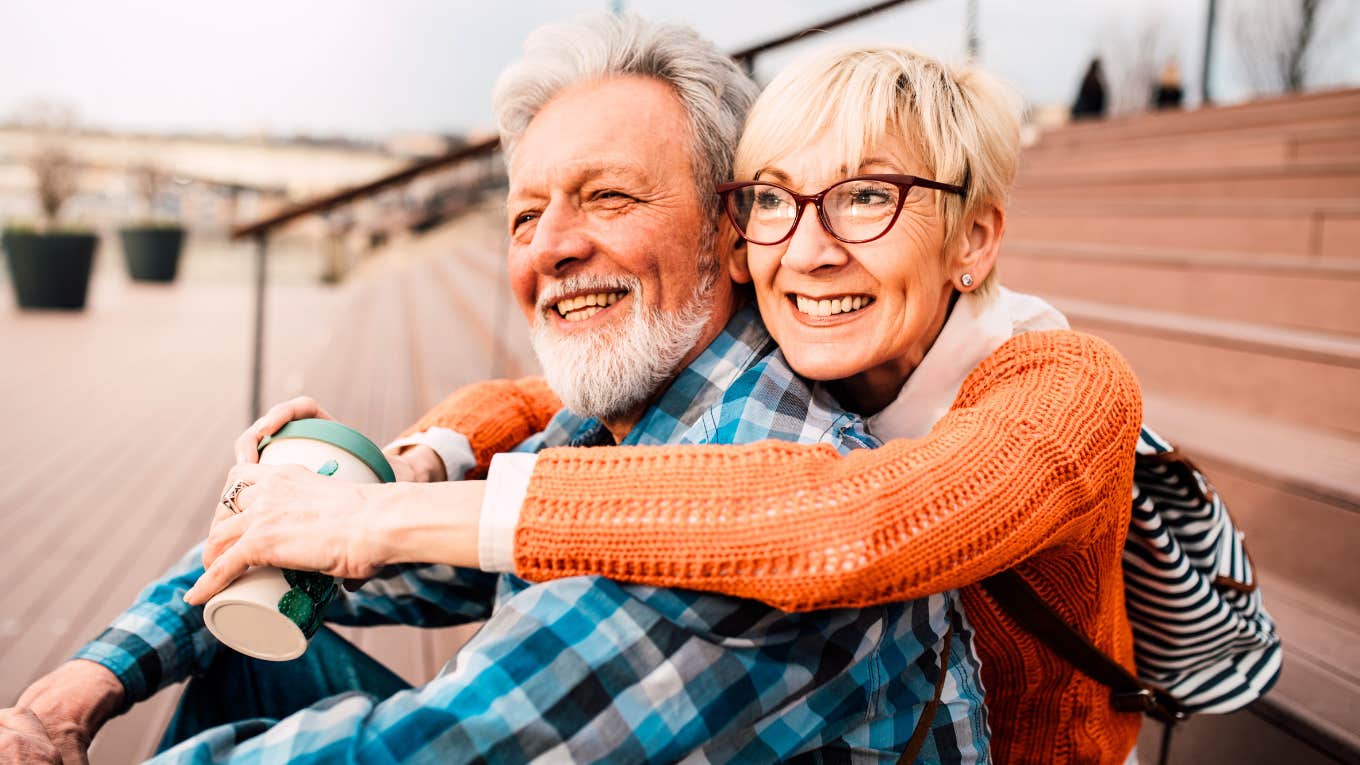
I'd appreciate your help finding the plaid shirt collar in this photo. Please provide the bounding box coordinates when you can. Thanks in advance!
[533,302,774,449]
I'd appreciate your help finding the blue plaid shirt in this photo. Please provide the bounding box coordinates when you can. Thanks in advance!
[75,304,989,764]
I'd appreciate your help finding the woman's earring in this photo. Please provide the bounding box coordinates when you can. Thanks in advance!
[960,273,974,289]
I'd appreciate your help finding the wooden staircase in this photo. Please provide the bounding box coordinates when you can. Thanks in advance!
[1004,88,1360,765]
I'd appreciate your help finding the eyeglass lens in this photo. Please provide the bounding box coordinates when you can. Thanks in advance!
[727,179,903,244]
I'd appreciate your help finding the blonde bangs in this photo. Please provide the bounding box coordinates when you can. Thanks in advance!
[735,47,913,182]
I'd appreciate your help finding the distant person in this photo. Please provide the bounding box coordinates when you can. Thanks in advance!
[1153,61,1184,110]
[1072,57,1108,120]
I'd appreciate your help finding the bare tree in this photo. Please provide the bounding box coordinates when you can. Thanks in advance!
[1233,0,1344,94]
[13,101,81,230]
[130,162,164,220]
[1100,12,1175,116]
[28,146,79,229]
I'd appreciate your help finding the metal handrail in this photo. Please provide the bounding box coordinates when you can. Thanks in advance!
[231,136,499,240]
[730,0,911,67]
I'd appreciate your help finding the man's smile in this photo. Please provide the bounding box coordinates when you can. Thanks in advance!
[554,290,627,322]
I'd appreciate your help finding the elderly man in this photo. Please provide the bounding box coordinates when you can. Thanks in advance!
[4,15,986,764]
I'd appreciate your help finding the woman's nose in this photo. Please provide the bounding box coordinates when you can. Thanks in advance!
[528,202,593,276]
[779,203,850,274]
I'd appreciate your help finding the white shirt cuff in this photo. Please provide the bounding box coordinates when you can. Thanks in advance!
[384,427,476,481]
[479,452,536,572]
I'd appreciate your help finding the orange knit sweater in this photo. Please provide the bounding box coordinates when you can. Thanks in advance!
[401,330,1143,765]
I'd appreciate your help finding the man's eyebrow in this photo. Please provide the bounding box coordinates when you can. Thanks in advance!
[562,157,651,182]
[509,158,651,204]
[505,188,544,208]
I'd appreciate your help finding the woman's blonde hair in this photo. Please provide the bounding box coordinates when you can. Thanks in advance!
[735,44,1022,292]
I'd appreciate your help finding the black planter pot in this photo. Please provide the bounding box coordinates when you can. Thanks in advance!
[119,226,185,282]
[2,230,98,310]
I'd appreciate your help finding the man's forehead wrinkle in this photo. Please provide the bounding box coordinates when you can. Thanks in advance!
[512,153,652,186]
[505,184,546,213]
[555,156,653,184]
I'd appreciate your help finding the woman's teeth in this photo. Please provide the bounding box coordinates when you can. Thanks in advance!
[794,295,874,317]
[556,291,624,322]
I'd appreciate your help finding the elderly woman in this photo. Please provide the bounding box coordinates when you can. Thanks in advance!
[215,45,1143,763]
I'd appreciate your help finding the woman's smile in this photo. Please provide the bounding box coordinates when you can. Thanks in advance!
[785,292,876,325]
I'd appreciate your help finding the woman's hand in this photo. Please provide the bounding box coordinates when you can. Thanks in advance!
[187,464,487,605]
[187,463,389,605]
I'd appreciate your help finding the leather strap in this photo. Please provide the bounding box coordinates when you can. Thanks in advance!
[981,570,1187,725]
[897,613,955,763]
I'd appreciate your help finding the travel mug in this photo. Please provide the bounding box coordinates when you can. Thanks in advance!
[202,418,395,660]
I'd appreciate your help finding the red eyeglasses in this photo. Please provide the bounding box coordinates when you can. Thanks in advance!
[716,174,966,245]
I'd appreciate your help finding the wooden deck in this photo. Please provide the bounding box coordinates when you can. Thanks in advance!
[0,207,536,762]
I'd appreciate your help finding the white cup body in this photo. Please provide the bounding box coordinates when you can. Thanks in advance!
[203,435,383,661]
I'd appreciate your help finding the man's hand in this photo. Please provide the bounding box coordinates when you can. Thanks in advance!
[0,708,63,764]
[10,660,125,765]
[231,397,438,482]
[386,444,447,483]
[233,396,335,465]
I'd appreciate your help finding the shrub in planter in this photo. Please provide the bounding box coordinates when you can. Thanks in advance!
[3,227,98,310]
[3,142,97,310]
[119,225,184,282]
[119,164,184,282]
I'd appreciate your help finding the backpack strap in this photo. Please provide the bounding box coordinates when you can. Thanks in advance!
[897,608,956,764]
[981,570,1187,725]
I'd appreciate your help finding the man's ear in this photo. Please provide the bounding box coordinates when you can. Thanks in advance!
[950,202,1004,291]
[727,235,752,284]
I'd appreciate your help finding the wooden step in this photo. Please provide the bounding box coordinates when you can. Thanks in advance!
[1037,88,1360,148]
[1137,699,1359,765]
[1293,131,1360,164]
[1005,200,1360,257]
[1139,577,1360,765]
[1000,242,1360,336]
[1132,395,1360,763]
[1250,577,1360,757]
[1015,163,1360,200]
[1022,125,1360,176]
[1050,299,1360,437]
[1140,393,1359,600]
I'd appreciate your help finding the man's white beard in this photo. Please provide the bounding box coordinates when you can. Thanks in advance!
[531,274,715,423]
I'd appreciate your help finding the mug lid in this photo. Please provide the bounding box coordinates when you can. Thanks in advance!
[259,419,396,483]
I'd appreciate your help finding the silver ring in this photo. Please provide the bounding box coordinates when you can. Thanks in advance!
[220,480,251,514]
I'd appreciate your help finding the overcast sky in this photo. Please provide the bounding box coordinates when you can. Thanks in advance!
[2,0,1357,139]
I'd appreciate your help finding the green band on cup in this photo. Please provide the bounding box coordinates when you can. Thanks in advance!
[259,419,396,483]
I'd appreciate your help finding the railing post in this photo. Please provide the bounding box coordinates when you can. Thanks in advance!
[1201,0,1218,105]
[250,233,268,422]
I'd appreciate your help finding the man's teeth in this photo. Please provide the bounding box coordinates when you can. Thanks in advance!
[555,291,625,321]
[794,295,874,317]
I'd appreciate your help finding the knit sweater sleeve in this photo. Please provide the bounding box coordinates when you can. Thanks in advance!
[396,376,562,479]
[511,330,1143,612]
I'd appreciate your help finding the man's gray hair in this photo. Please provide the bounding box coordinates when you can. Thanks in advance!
[493,14,758,225]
